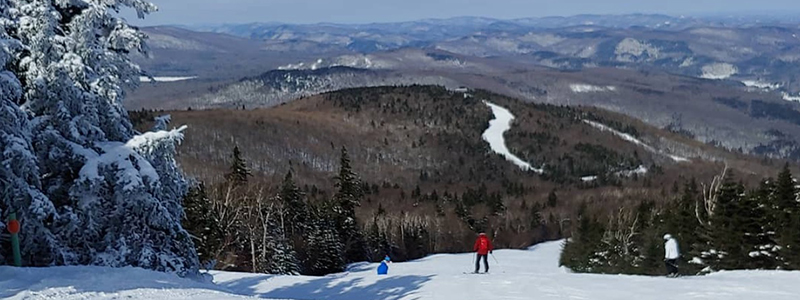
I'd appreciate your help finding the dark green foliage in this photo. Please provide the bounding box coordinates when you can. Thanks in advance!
[331,147,369,263]
[702,173,746,270]
[182,182,223,266]
[224,146,251,185]
[563,166,800,276]
[278,171,308,236]
[662,179,705,274]
[738,182,778,269]
[560,204,605,272]
[547,189,558,208]
[303,216,346,276]
[772,164,800,268]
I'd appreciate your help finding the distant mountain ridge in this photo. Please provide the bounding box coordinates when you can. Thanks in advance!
[188,13,800,36]
[128,14,800,161]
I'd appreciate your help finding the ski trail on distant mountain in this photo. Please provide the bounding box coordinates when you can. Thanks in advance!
[482,101,544,173]
[582,120,689,162]
[139,76,197,83]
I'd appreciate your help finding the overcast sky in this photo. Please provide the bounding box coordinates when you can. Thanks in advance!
[122,0,800,26]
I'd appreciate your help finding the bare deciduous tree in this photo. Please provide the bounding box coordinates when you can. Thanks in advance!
[698,165,728,226]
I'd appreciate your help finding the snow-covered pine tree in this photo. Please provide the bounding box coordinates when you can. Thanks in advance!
[332,146,368,263]
[303,215,346,276]
[225,146,252,185]
[66,124,199,275]
[263,222,301,275]
[738,180,779,269]
[0,7,62,265]
[701,173,746,270]
[278,170,308,236]
[6,0,199,275]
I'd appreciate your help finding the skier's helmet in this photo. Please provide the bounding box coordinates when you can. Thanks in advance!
[663,234,672,240]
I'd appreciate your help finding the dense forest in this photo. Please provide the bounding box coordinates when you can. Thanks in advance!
[131,85,793,276]
[561,165,800,275]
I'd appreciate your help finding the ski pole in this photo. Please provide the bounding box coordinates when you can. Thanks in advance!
[491,253,499,265]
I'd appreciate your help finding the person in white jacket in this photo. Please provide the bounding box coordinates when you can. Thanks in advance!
[663,234,680,277]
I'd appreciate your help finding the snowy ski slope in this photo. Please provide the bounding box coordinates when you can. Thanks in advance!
[482,101,544,173]
[2,240,800,299]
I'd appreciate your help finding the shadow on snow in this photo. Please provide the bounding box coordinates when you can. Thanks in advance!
[220,273,433,300]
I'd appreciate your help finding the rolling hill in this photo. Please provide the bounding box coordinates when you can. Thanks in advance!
[132,85,787,251]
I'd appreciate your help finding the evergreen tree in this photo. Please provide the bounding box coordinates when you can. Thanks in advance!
[560,203,605,272]
[1,0,199,275]
[278,170,308,235]
[263,224,301,275]
[547,189,558,208]
[738,181,779,269]
[182,182,223,265]
[331,147,368,263]
[703,173,746,270]
[0,16,61,265]
[303,212,345,276]
[663,179,705,274]
[225,146,252,185]
[771,164,800,268]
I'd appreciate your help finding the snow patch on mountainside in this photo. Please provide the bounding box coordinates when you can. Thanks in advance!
[278,55,392,70]
[482,101,543,173]
[782,92,800,103]
[140,76,197,82]
[615,38,660,62]
[581,165,648,182]
[700,63,737,79]
[570,84,616,93]
[742,80,781,90]
[582,120,689,162]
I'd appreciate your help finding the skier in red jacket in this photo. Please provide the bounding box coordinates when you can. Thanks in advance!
[473,232,493,273]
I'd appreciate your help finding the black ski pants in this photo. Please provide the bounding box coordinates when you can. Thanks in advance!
[665,259,678,276]
[475,254,489,273]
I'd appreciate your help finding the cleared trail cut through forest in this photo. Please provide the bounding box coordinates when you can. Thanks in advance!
[481,100,544,173]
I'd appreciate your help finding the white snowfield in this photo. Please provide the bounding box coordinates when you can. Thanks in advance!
[3,240,800,300]
[741,80,781,91]
[482,101,544,173]
[139,76,197,83]
[700,63,738,80]
[782,92,800,103]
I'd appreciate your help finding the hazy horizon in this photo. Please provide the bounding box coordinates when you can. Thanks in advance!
[122,0,800,26]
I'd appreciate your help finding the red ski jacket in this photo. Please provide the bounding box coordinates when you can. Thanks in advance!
[473,235,493,255]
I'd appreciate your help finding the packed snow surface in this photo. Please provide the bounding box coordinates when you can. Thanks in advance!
[139,76,197,82]
[4,240,800,299]
[583,120,689,162]
[481,101,543,173]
